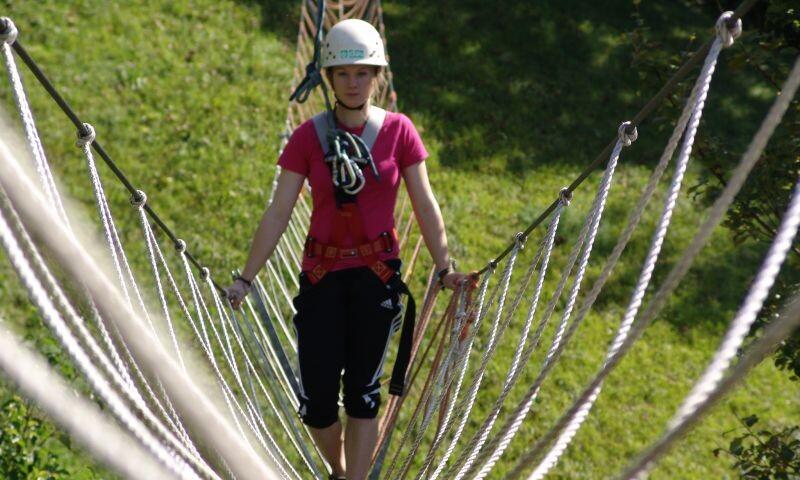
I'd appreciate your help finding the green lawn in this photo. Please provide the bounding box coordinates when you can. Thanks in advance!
[0,0,797,479]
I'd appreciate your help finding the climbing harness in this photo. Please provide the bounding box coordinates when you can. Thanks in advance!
[288,1,416,397]
[304,104,416,397]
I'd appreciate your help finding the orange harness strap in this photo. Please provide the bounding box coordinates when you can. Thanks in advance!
[304,203,397,285]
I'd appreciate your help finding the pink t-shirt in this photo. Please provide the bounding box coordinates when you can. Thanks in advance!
[278,111,428,272]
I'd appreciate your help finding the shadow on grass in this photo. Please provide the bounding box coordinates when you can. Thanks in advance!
[236,0,733,174]
[239,0,300,43]
[592,234,766,334]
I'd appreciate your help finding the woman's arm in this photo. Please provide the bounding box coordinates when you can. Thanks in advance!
[240,169,306,281]
[402,161,450,272]
[402,161,468,289]
[228,169,305,308]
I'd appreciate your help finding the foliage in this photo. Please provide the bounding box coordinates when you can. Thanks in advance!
[0,396,68,479]
[714,414,800,479]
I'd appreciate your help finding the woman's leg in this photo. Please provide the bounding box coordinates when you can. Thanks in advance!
[309,420,346,477]
[344,416,378,480]
[342,261,404,479]
[292,273,348,477]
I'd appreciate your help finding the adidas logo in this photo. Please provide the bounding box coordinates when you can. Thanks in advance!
[380,298,393,309]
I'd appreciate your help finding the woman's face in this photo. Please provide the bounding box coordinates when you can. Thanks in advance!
[329,65,377,108]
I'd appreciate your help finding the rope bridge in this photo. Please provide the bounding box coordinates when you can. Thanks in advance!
[0,1,799,479]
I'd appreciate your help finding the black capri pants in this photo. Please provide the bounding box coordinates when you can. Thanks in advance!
[292,259,403,429]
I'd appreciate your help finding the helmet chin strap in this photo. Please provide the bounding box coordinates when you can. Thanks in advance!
[335,96,367,111]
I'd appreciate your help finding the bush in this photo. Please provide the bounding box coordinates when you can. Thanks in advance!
[0,396,69,480]
[714,414,800,479]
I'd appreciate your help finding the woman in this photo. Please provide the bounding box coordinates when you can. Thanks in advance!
[227,19,466,480]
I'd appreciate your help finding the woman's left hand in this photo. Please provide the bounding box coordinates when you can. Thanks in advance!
[442,271,472,290]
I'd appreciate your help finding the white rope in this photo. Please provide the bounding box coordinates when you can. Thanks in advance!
[444,26,711,477]
[422,230,553,480]
[424,278,474,450]
[182,259,310,480]
[273,239,301,289]
[266,259,297,314]
[396,243,522,479]
[512,46,800,480]
[0,325,178,480]
[522,29,728,480]
[1,40,200,458]
[243,295,301,409]
[393,262,506,479]
[623,98,800,480]
[471,119,630,480]
[0,198,200,479]
[208,280,326,479]
[174,253,301,480]
[81,125,154,328]
[0,188,215,477]
[78,134,200,449]
[1,42,295,480]
[619,293,800,479]
[384,268,494,479]
[666,180,800,429]
[0,166,203,467]
[138,206,187,369]
[1,54,144,399]
[449,199,566,480]
[140,220,292,477]
[420,265,509,461]
[1,23,69,223]
[255,275,298,354]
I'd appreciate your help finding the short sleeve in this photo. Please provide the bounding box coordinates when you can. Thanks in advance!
[277,121,313,176]
[398,114,428,169]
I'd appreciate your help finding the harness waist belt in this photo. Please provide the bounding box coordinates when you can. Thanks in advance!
[305,229,397,260]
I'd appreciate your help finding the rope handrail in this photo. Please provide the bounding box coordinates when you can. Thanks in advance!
[477,0,760,275]
[3,2,796,478]
[0,18,225,294]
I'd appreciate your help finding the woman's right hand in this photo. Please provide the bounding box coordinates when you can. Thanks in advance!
[226,279,251,310]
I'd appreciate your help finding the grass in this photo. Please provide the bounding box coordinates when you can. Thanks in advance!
[0,0,797,479]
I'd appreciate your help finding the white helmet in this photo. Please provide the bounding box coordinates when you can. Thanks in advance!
[321,19,388,68]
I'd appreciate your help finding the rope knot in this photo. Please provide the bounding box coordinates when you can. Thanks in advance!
[716,11,742,48]
[0,17,18,45]
[174,239,187,254]
[200,267,210,281]
[487,259,498,272]
[129,190,147,208]
[558,187,573,206]
[618,121,638,147]
[75,123,96,148]
[514,232,526,250]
